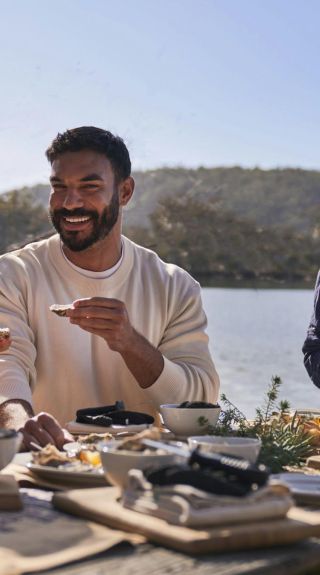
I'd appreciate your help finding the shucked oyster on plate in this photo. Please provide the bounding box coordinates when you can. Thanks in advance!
[115,427,164,452]
[31,443,102,471]
[49,304,73,317]
[31,444,74,467]
[78,432,114,446]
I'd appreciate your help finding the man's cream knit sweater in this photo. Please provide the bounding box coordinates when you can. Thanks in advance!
[0,234,219,425]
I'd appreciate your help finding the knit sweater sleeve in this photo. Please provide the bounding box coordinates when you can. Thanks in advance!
[0,255,36,407]
[144,275,220,407]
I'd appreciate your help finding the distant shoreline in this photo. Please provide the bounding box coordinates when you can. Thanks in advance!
[197,276,315,290]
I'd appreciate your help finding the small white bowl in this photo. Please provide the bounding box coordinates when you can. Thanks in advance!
[160,404,221,437]
[188,435,261,464]
[0,429,22,470]
[99,444,183,488]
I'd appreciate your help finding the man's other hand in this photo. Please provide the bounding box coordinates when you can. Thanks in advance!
[19,412,73,451]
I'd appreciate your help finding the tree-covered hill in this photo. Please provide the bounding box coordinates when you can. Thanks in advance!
[128,167,320,236]
[125,196,320,283]
[0,189,51,253]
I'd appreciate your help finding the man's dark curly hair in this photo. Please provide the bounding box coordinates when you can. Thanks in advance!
[45,126,131,183]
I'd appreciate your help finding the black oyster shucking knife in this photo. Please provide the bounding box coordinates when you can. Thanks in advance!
[141,439,269,487]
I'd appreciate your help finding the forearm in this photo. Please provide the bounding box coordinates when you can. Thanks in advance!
[0,399,34,430]
[143,355,220,407]
[121,294,219,401]
[121,329,164,388]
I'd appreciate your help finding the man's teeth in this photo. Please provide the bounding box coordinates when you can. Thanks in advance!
[65,216,90,223]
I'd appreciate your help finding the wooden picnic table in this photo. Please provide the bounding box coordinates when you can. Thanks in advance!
[2,455,320,575]
[7,486,320,575]
[33,536,320,575]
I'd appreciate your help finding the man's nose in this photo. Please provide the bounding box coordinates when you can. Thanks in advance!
[62,187,84,209]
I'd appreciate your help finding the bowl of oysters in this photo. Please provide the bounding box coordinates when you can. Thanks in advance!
[160,401,221,436]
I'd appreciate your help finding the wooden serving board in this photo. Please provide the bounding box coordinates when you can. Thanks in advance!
[53,487,320,555]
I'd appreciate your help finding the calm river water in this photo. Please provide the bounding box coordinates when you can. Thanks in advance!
[201,287,320,418]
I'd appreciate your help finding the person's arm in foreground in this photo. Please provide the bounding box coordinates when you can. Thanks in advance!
[302,271,320,388]
[0,260,73,449]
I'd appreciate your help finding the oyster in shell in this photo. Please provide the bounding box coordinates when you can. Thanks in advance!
[49,304,73,317]
[0,327,10,341]
[31,444,74,467]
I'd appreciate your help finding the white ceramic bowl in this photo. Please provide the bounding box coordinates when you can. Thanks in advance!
[99,444,183,488]
[188,435,261,464]
[160,404,221,436]
[0,429,22,470]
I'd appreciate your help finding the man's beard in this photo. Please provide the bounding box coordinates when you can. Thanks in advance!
[49,190,120,252]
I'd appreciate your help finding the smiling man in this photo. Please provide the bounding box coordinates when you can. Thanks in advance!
[0,126,220,449]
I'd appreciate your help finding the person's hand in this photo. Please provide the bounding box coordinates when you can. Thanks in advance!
[0,338,11,352]
[19,412,73,451]
[67,297,164,389]
[67,297,136,353]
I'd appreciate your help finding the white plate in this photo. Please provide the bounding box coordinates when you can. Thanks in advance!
[27,462,107,486]
[273,472,320,505]
[65,420,151,435]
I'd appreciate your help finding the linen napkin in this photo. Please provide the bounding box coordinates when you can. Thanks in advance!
[0,488,142,575]
[76,404,154,427]
[121,469,293,527]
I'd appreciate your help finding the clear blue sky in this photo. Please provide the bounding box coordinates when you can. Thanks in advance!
[0,0,319,191]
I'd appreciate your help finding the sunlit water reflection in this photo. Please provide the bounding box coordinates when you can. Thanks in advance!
[202,287,320,418]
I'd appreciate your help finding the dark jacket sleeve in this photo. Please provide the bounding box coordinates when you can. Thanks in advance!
[302,271,320,389]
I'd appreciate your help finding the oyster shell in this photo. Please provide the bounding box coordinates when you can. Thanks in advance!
[78,432,113,445]
[0,327,10,341]
[31,444,74,467]
[49,304,73,317]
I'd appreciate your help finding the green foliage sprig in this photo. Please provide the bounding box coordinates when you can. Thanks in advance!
[200,376,315,473]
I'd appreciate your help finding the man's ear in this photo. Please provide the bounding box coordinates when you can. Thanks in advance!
[119,176,135,206]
